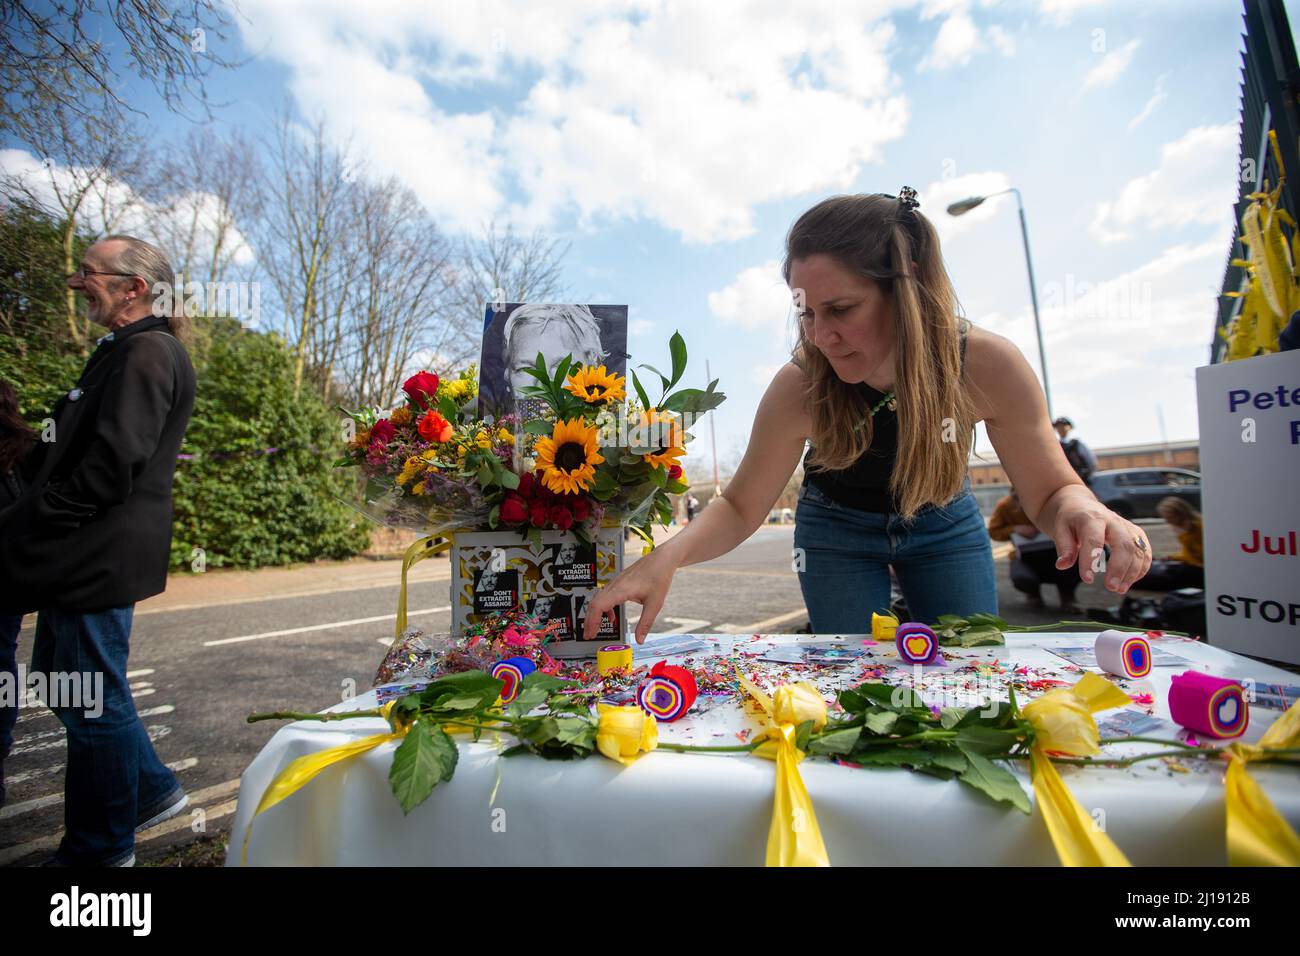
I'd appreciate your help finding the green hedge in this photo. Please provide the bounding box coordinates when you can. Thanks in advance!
[169,320,371,569]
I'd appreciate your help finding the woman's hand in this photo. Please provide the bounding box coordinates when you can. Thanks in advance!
[1047,489,1153,593]
[581,545,682,643]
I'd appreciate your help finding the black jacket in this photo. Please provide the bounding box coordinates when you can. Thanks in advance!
[0,315,195,612]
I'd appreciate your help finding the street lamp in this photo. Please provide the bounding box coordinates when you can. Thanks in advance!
[947,188,1053,422]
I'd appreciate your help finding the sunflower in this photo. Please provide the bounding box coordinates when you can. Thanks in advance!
[535,417,605,495]
[633,408,686,471]
[564,365,627,405]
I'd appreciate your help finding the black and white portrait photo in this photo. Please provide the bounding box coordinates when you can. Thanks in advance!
[476,303,629,420]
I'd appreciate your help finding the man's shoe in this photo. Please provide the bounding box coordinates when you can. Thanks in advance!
[137,787,189,832]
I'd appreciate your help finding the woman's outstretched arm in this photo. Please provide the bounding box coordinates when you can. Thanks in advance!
[581,362,811,641]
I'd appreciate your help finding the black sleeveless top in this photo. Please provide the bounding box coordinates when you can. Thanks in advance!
[800,320,969,513]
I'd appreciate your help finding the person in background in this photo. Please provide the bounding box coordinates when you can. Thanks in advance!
[0,235,195,865]
[1054,417,1098,487]
[1132,496,1204,591]
[988,487,1083,614]
[685,493,699,523]
[0,380,40,807]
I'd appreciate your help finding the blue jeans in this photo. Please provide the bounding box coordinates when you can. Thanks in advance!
[1,614,19,759]
[32,605,180,865]
[794,479,997,631]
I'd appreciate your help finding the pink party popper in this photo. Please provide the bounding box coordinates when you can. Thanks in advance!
[1167,670,1248,739]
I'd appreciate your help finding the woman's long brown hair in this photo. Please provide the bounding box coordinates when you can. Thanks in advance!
[783,193,976,519]
[0,380,39,474]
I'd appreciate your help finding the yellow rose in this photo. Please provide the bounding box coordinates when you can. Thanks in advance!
[772,682,827,732]
[1022,673,1131,756]
[596,704,658,766]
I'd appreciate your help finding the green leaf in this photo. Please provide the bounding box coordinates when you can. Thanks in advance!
[439,395,459,423]
[523,419,554,435]
[957,747,1031,813]
[660,388,727,415]
[389,717,458,814]
[854,682,928,713]
[647,464,667,489]
[954,726,1018,756]
[939,707,969,730]
[794,719,815,753]
[849,746,933,768]
[837,689,868,714]
[966,612,1008,629]
[420,671,504,713]
[630,369,653,412]
[863,710,901,735]
[930,747,969,773]
[808,726,861,755]
[668,330,687,389]
[498,470,520,490]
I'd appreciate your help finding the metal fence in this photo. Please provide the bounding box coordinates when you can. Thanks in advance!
[1212,0,1300,363]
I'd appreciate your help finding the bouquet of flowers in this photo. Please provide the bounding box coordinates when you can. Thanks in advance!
[335,331,725,550]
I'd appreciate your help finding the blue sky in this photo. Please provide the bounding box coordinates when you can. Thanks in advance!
[8,0,1284,479]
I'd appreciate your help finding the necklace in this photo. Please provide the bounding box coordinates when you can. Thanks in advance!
[869,391,897,417]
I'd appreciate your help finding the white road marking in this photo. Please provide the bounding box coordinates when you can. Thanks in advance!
[0,776,237,865]
[126,669,155,679]
[204,606,451,647]
[129,681,153,691]
[5,755,197,788]
[8,723,170,756]
[136,570,451,615]
[714,608,808,633]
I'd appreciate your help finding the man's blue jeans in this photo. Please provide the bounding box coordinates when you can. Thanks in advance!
[32,605,179,865]
[1,614,20,761]
[794,479,998,631]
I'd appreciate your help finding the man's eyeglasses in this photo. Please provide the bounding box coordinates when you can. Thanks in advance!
[68,268,137,281]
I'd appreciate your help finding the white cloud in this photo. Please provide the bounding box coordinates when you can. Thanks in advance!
[1127,74,1168,130]
[0,148,255,271]
[1083,38,1140,91]
[232,0,918,243]
[917,2,1016,72]
[915,171,1015,246]
[1038,0,1106,26]
[975,234,1228,447]
[707,260,793,332]
[1089,123,1238,243]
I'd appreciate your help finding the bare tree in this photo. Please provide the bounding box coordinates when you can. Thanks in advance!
[150,126,258,286]
[0,0,242,130]
[253,111,355,395]
[336,176,453,407]
[444,220,570,368]
[0,98,149,351]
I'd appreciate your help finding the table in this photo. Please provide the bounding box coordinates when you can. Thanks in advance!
[228,632,1300,866]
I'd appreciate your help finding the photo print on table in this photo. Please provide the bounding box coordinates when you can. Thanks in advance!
[476,303,629,423]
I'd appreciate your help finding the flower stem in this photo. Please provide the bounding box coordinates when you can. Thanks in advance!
[247,709,385,724]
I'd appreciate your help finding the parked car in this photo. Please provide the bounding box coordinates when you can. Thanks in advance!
[1089,467,1201,519]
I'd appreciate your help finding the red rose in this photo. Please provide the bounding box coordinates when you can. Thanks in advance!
[548,505,574,530]
[529,504,548,528]
[572,497,590,521]
[517,472,535,499]
[667,464,683,481]
[402,371,441,410]
[500,493,528,525]
[369,418,396,446]
[417,410,453,443]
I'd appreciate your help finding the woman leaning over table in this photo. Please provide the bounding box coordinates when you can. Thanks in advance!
[583,189,1153,642]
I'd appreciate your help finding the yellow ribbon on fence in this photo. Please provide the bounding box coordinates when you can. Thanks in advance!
[241,702,411,865]
[737,670,830,867]
[396,534,453,637]
[1224,700,1300,867]
[1021,673,1133,867]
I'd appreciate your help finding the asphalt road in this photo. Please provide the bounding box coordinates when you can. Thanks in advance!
[0,519,1175,865]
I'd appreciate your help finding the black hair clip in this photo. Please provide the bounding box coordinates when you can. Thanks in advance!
[897,186,919,211]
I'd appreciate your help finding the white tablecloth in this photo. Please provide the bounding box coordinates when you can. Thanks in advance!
[228,632,1300,866]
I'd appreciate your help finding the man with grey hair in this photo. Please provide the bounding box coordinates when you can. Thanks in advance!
[0,234,195,866]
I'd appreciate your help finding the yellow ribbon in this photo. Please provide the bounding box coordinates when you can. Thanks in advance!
[1021,673,1133,867]
[1224,699,1300,866]
[242,702,410,865]
[396,534,453,637]
[737,670,830,867]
